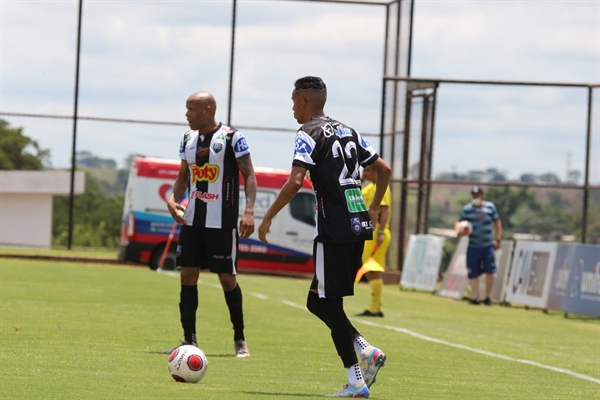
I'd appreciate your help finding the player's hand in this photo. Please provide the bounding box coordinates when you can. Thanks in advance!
[258,218,271,244]
[376,233,384,246]
[494,240,501,250]
[167,201,187,225]
[239,212,255,239]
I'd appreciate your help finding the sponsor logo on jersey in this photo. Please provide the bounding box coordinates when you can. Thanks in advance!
[196,147,210,158]
[213,143,223,153]
[190,163,219,184]
[344,188,367,212]
[350,217,361,235]
[180,132,193,153]
[321,123,335,138]
[294,135,313,154]
[216,133,226,140]
[359,134,371,149]
[234,137,249,153]
[191,191,219,202]
[334,126,353,138]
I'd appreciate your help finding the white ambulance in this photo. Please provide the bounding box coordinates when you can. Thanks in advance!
[118,157,316,275]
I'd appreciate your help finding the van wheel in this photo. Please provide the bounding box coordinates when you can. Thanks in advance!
[150,246,178,271]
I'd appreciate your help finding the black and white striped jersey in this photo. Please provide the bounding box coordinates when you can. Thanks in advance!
[179,124,250,229]
[292,116,378,243]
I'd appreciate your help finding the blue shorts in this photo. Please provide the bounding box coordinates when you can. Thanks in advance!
[466,245,496,279]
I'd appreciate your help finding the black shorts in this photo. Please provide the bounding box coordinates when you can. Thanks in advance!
[176,225,238,274]
[310,241,364,299]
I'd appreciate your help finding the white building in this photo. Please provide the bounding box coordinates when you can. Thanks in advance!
[0,170,85,248]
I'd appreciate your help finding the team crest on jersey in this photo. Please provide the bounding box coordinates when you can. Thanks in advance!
[213,143,223,153]
[191,163,219,184]
[234,137,249,153]
[350,217,362,236]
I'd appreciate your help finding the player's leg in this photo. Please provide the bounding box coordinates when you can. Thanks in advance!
[316,242,370,397]
[466,245,482,304]
[207,228,249,357]
[180,267,200,345]
[482,246,497,305]
[163,226,203,353]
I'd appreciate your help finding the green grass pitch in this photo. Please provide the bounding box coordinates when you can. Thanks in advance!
[1,258,598,399]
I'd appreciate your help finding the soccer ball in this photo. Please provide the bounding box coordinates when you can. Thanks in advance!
[168,345,208,383]
[458,220,473,235]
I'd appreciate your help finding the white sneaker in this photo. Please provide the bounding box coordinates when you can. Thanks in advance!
[234,339,250,358]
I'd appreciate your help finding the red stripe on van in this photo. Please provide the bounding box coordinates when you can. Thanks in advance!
[135,159,180,179]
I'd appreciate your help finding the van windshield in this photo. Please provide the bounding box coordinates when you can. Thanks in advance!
[289,192,316,226]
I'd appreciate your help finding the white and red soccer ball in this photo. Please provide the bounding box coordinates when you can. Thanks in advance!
[458,220,473,235]
[168,345,208,383]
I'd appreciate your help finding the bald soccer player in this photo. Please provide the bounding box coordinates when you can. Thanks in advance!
[165,91,257,358]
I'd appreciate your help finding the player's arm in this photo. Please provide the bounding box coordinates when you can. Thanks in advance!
[493,218,503,249]
[167,160,190,225]
[376,205,389,246]
[366,157,391,230]
[236,154,257,239]
[258,165,307,244]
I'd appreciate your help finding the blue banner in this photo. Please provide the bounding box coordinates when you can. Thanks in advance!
[547,244,600,317]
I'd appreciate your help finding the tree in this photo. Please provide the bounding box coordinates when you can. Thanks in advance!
[538,173,561,184]
[485,186,539,232]
[76,150,117,169]
[0,119,50,170]
[52,172,124,248]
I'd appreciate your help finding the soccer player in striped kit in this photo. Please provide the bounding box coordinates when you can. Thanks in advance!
[258,77,391,398]
[166,91,256,357]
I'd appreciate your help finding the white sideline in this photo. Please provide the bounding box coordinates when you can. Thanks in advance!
[158,272,600,385]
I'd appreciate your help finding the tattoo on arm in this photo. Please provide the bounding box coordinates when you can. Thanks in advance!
[237,155,257,212]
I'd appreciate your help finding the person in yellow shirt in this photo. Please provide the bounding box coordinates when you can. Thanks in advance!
[357,164,391,317]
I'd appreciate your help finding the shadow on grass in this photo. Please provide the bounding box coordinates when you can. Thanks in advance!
[243,392,323,398]
[148,350,236,358]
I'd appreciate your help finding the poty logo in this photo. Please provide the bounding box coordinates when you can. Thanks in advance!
[294,136,313,154]
[191,163,219,184]
[191,191,219,201]
[234,137,249,153]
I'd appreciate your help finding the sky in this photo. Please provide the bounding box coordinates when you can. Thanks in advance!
[1,0,599,183]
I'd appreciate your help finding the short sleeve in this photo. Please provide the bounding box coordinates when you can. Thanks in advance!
[232,130,250,158]
[292,130,317,168]
[179,131,190,160]
[356,131,378,166]
[459,207,468,221]
[491,203,500,220]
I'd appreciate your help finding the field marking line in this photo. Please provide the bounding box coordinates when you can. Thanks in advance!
[159,272,600,385]
[355,319,600,385]
[274,300,600,385]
